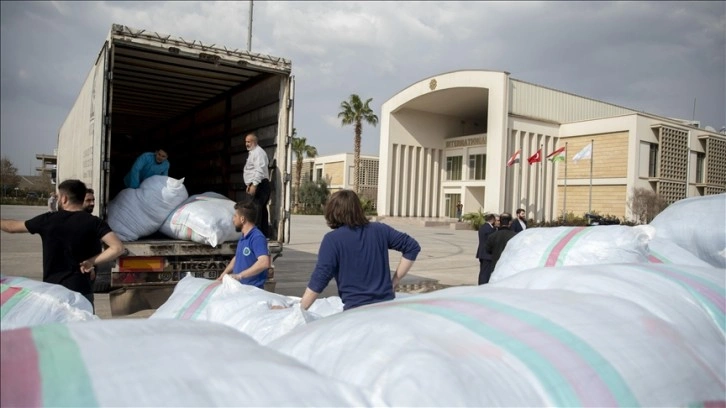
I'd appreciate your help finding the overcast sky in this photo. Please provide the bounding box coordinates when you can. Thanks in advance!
[1,1,724,174]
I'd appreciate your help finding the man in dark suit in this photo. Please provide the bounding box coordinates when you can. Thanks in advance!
[476,213,497,284]
[511,208,528,233]
[486,213,518,272]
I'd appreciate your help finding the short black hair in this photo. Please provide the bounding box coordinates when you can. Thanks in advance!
[57,179,87,205]
[516,208,525,215]
[485,213,496,222]
[500,213,513,227]
[234,200,258,224]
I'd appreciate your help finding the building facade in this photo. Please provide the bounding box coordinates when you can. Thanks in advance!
[293,153,380,208]
[378,70,725,221]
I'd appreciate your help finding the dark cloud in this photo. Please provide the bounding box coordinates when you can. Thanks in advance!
[1,1,723,173]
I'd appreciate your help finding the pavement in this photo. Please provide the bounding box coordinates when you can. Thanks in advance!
[1,206,481,319]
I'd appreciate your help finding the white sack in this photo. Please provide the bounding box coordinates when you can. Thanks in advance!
[0,319,377,407]
[491,263,725,339]
[107,175,188,241]
[160,192,242,247]
[489,225,653,283]
[151,274,343,344]
[1,283,98,331]
[647,237,713,267]
[0,275,93,313]
[269,284,725,407]
[649,193,726,269]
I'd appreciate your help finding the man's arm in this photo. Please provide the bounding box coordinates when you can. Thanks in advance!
[232,254,270,280]
[0,219,28,233]
[391,257,415,289]
[80,231,124,273]
[217,255,237,280]
[300,287,320,310]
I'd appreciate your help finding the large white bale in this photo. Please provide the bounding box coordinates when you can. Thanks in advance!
[490,225,653,283]
[0,319,377,407]
[650,193,726,269]
[491,263,725,340]
[1,283,98,330]
[107,176,188,241]
[270,284,725,407]
[151,274,343,344]
[0,276,93,313]
[647,237,713,267]
[160,192,243,247]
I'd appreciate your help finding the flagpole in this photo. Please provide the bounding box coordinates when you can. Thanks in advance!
[588,139,594,213]
[539,144,543,222]
[563,142,568,222]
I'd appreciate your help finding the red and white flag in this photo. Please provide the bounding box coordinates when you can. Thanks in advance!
[527,148,542,165]
[506,150,521,167]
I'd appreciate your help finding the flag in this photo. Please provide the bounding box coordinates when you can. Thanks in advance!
[572,143,592,162]
[527,148,542,165]
[547,146,566,163]
[506,150,521,167]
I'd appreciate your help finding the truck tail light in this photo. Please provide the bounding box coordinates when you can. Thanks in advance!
[118,257,165,272]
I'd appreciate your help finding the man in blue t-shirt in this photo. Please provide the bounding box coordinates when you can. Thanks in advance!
[123,149,170,189]
[218,200,269,288]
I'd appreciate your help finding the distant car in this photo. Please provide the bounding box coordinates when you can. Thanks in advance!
[26,192,39,200]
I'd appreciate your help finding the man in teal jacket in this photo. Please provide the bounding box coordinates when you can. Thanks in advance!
[123,149,169,188]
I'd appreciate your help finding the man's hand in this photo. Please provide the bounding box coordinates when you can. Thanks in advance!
[247,184,257,195]
[80,260,95,274]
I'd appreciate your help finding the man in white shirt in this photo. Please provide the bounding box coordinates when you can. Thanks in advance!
[244,133,271,238]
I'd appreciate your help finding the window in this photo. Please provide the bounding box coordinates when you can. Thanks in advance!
[648,144,658,178]
[468,154,486,180]
[696,153,705,183]
[315,168,322,181]
[446,156,463,181]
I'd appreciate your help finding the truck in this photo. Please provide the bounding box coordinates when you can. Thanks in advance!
[56,24,294,315]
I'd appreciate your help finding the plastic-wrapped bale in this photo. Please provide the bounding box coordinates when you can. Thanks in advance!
[1,284,98,330]
[107,175,188,241]
[491,263,725,340]
[0,276,93,314]
[160,192,244,247]
[269,285,725,407]
[647,237,714,267]
[151,274,343,344]
[649,193,726,269]
[0,319,377,407]
[489,225,653,283]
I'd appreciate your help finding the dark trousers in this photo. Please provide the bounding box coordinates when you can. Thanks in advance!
[478,259,493,285]
[254,179,271,238]
[82,292,95,314]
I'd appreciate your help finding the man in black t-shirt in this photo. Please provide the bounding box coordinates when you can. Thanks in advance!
[1,179,124,310]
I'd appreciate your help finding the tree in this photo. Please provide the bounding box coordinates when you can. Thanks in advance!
[338,94,378,194]
[0,156,20,198]
[298,178,330,215]
[291,129,318,211]
[627,187,668,224]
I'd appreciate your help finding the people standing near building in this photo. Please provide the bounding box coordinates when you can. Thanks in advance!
[83,188,95,214]
[486,213,518,272]
[0,179,124,311]
[512,208,528,233]
[244,133,271,238]
[297,190,421,311]
[47,192,58,212]
[456,202,463,222]
[476,213,497,284]
[218,200,270,289]
[123,148,169,189]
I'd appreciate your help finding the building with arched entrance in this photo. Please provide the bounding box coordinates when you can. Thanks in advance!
[377,70,725,222]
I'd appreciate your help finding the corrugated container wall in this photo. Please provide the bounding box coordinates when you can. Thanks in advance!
[509,79,635,124]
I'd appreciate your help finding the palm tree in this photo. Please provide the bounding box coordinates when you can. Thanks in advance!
[291,129,318,211]
[337,94,378,194]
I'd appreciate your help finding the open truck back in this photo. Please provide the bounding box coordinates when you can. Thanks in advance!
[56,24,293,314]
